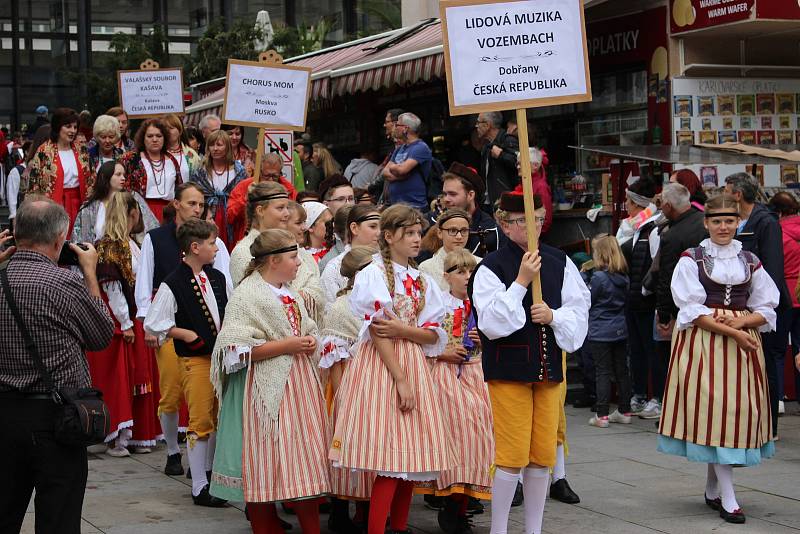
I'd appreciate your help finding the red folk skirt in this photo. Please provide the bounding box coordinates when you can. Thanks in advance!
[129,320,162,447]
[62,187,82,239]
[146,198,171,224]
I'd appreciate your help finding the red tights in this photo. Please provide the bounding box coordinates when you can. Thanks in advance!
[247,501,320,534]
[368,476,415,534]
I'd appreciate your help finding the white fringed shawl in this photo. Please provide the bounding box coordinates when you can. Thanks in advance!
[319,294,363,368]
[211,271,320,423]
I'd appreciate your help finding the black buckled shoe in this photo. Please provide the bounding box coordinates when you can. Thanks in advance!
[549,478,580,504]
[164,452,184,476]
[437,497,461,534]
[720,507,746,524]
[704,494,721,511]
[424,493,445,510]
[511,481,524,507]
[192,484,228,508]
[466,496,484,514]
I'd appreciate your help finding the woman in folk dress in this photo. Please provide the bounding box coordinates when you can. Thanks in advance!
[211,229,329,533]
[418,249,493,534]
[320,246,376,532]
[658,193,778,524]
[330,204,454,534]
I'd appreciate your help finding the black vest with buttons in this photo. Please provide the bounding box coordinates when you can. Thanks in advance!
[163,262,227,357]
[149,222,182,292]
[468,240,565,383]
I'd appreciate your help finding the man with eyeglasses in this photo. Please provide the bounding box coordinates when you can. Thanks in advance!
[476,111,519,209]
[225,152,297,244]
[469,190,589,534]
[382,112,432,210]
[318,175,355,271]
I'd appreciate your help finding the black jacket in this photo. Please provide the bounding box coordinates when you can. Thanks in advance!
[479,129,519,207]
[621,220,656,312]
[738,203,791,309]
[656,208,708,324]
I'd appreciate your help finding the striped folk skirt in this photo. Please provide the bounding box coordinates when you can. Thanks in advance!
[242,354,331,503]
[416,359,493,499]
[330,339,454,478]
[658,309,774,466]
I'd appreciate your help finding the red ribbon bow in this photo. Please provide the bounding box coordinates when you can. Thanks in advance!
[197,273,207,293]
[280,295,295,305]
[452,299,471,337]
[403,274,420,297]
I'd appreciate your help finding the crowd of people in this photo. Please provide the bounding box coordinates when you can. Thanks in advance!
[0,103,797,534]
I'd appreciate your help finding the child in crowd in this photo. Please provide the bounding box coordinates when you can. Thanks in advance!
[330,204,453,534]
[144,218,230,507]
[587,235,633,428]
[287,201,307,246]
[421,248,493,533]
[320,246,376,532]
[211,229,330,533]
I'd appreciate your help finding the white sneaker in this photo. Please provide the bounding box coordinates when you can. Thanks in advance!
[630,396,647,413]
[589,414,609,428]
[778,400,785,415]
[106,446,131,458]
[639,399,662,420]
[608,410,632,424]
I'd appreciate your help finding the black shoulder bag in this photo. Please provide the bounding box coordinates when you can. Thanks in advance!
[0,265,110,446]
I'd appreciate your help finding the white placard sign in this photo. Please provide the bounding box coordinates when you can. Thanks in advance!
[222,60,311,131]
[117,68,185,118]
[440,0,592,115]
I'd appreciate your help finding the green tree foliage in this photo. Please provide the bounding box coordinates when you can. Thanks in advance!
[72,26,169,117]
[183,19,267,85]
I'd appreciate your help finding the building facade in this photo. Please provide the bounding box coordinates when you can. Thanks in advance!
[0,0,400,131]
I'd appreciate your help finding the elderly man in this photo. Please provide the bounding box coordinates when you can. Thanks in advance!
[198,114,221,155]
[651,183,707,420]
[0,200,114,534]
[477,111,519,208]
[226,152,296,244]
[382,112,432,210]
[725,172,790,438]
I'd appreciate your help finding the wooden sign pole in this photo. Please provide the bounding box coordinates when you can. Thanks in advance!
[252,50,284,183]
[515,107,543,304]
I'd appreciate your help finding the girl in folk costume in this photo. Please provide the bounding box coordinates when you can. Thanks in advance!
[89,192,161,455]
[73,161,158,244]
[303,201,334,264]
[419,249,493,534]
[119,118,182,223]
[320,204,381,306]
[229,182,325,321]
[211,229,330,533]
[190,129,247,250]
[287,201,308,246]
[658,193,778,524]
[27,107,95,236]
[420,209,481,291]
[162,113,202,185]
[320,246,377,532]
[330,204,453,534]
[222,124,256,178]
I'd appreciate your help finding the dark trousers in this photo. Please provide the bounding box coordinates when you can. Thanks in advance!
[587,340,632,417]
[762,306,790,437]
[789,307,800,400]
[655,340,671,402]
[626,309,664,399]
[0,397,88,534]
[574,345,596,400]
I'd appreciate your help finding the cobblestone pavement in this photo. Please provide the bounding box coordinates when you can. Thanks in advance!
[21,402,800,533]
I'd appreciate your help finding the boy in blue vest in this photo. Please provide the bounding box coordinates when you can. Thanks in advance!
[144,218,231,507]
[469,191,589,534]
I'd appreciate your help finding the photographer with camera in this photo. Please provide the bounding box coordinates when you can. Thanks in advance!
[0,198,114,534]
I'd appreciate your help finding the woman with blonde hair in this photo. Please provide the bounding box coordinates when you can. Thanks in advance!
[586,234,633,428]
[211,229,330,531]
[87,192,161,455]
[658,193,778,523]
[190,129,247,250]
[312,143,342,182]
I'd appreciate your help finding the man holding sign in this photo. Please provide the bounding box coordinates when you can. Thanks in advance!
[469,190,588,534]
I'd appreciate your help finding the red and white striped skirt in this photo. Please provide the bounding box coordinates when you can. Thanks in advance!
[659,309,772,450]
[242,354,331,503]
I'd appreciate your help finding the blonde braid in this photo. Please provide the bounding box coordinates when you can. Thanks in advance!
[380,240,396,297]
[409,257,426,316]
